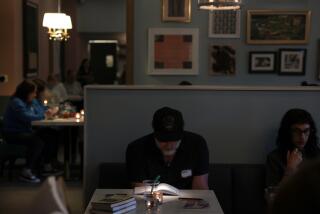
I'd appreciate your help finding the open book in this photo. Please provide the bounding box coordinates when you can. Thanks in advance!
[134,183,180,196]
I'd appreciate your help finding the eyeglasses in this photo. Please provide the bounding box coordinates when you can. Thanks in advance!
[291,128,311,136]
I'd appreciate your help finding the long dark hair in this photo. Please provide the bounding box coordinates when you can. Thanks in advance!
[13,80,36,103]
[32,78,46,99]
[78,58,89,75]
[277,108,319,158]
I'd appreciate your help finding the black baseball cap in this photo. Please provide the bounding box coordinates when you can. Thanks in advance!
[152,107,184,142]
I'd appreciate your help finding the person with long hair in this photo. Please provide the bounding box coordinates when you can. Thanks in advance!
[32,78,62,175]
[3,80,61,183]
[266,108,320,187]
[3,80,44,183]
[77,58,95,87]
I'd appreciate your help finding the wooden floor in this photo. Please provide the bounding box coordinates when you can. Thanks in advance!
[0,181,83,214]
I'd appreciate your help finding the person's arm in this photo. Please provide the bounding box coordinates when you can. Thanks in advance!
[125,141,147,188]
[280,149,302,185]
[266,152,284,187]
[192,174,209,190]
[192,135,209,190]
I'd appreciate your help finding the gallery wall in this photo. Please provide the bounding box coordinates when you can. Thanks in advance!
[134,0,320,85]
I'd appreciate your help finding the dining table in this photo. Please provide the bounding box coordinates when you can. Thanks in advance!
[32,117,84,179]
[84,189,224,214]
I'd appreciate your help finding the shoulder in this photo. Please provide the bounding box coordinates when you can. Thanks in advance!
[127,134,154,149]
[267,148,284,163]
[31,99,39,106]
[180,131,208,154]
[10,97,26,107]
[182,131,207,145]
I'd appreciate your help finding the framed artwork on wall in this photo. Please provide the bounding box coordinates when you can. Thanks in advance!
[23,0,39,78]
[279,49,306,75]
[208,10,241,38]
[162,0,191,23]
[318,40,320,79]
[247,10,311,45]
[209,45,236,75]
[249,52,277,73]
[148,28,198,75]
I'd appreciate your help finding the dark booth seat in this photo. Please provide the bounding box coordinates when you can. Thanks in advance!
[99,163,266,214]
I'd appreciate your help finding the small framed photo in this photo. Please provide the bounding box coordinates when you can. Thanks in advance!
[209,10,241,38]
[279,49,306,75]
[318,40,320,79]
[162,0,191,23]
[148,28,198,75]
[249,52,277,73]
[247,10,311,45]
[23,0,39,78]
[209,45,236,75]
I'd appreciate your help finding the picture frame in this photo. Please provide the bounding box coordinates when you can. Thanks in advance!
[247,10,311,45]
[209,45,236,76]
[208,10,241,38]
[162,0,191,23]
[249,52,277,73]
[23,0,39,78]
[279,49,306,75]
[318,40,320,79]
[148,28,198,75]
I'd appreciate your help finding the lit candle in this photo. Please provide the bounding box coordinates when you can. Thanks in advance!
[80,109,85,116]
[153,191,163,204]
[44,99,48,106]
[75,113,81,119]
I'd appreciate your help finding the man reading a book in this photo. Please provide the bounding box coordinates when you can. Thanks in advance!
[126,106,209,190]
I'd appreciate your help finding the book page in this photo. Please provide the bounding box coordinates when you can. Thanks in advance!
[134,183,179,196]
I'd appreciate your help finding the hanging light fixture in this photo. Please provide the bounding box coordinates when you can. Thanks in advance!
[42,0,72,41]
[198,0,241,11]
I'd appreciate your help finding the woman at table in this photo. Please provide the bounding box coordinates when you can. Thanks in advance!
[32,78,62,174]
[266,108,320,187]
[2,80,59,183]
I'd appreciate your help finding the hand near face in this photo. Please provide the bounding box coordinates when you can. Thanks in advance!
[286,148,303,173]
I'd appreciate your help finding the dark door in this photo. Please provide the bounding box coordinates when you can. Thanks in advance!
[89,41,118,84]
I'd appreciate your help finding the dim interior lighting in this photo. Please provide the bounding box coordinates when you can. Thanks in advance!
[42,0,72,41]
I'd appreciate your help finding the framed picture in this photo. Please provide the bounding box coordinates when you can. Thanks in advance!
[162,0,191,23]
[249,52,277,73]
[209,45,236,76]
[279,49,306,75]
[318,40,320,79]
[148,28,198,75]
[247,10,311,44]
[23,0,39,78]
[209,10,241,38]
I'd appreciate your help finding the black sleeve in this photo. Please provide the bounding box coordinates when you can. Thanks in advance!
[266,152,284,187]
[125,141,147,183]
[193,135,209,176]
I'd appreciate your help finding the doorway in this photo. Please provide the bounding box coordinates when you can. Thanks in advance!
[88,40,126,84]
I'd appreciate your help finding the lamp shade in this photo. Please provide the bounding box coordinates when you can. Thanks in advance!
[198,0,241,10]
[42,13,72,29]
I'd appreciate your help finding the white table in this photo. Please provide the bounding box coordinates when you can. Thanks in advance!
[85,189,224,214]
[32,118,84,179]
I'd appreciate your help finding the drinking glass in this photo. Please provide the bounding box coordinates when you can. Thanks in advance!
[143,180,161,210]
